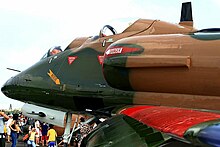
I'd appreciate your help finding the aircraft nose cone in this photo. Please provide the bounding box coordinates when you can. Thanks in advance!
[1,77,18,97]
[1,86,7,96]
[1,75,27,98]
[1,77,15,97]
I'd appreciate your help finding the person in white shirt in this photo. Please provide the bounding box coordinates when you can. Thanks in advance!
[0,111,9,147]
[6,114,13,143]
[35,120,41,146]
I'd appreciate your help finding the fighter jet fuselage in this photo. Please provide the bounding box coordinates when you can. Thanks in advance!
[1,35,134,111]
[2,2,220,112]
[3,31,220,112]
[3,3,220,147]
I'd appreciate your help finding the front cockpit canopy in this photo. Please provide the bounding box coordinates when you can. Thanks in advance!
[41,46,62,59]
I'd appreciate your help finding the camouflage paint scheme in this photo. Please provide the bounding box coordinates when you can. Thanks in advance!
[103,33,220,111]
[2,2,220,146]
[1,18,196,111]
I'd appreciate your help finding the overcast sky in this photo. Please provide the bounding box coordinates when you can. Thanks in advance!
[1,0,220,109]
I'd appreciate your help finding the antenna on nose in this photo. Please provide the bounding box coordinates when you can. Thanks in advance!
[6,68,21,72]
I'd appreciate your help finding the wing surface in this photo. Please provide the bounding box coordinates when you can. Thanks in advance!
[82,114,177,147]
[120,105,220,146]
[81,106,220,146]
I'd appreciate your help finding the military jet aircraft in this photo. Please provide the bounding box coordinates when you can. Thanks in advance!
[2,2,220,146]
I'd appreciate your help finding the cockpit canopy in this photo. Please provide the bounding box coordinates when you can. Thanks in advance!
[48,19,138,51]
[99,25,117,37]
[41,46,62,59]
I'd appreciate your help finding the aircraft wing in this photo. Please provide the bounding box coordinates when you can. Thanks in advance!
[82,105,220,146]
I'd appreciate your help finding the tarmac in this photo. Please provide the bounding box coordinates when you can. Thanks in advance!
[4,135,194,147]
[6,141,27,147]
[5,136,45,147]
[4,139,194,147]
[6,141,47,147]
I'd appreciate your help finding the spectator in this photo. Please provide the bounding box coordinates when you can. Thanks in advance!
[78,117,92,146]
[41,122,48,146]
[34,120,41,146]
[35,126,40,146]
[19,114,25,133]
[6,114,13,143]
[47,124,57,147]
[79,117,92,138]
[28,124,33,132]
[0,111,9,147]
[34,120,40,129]
[9,115,22,147]
[27,127,37,147]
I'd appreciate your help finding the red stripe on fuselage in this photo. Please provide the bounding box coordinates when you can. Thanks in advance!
[121,106,220,137]
[104,46,141,58]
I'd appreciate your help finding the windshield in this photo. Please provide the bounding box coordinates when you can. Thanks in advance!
[41,46,62,59]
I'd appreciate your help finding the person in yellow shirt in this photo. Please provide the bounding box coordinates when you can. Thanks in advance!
[47,124,57,147]
[3,124,7,134]
[27,127,37,147]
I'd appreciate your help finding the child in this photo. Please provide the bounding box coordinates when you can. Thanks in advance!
[47,124,57,147]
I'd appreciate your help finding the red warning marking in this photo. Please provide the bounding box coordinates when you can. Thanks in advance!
[68,56,77,65]
[97,55,104,65]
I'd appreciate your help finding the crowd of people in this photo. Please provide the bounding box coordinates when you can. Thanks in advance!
[0,111,25,147]
[25,121,57,147]
[0,110,104,147]
[0,111,58,147]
